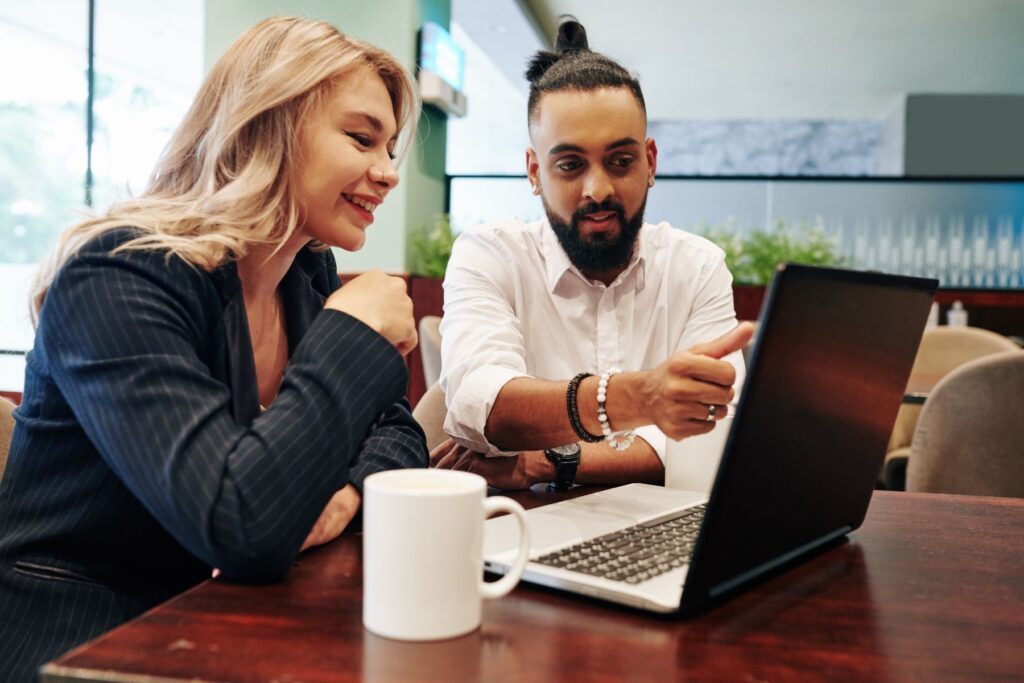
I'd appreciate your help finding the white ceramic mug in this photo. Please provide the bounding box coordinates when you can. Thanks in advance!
[362,469,531,641]
[665,416,733,494]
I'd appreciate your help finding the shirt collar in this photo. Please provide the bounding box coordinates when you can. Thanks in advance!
[540,217,654,293]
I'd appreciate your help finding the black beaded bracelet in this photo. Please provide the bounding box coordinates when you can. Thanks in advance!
[566,372,603,443]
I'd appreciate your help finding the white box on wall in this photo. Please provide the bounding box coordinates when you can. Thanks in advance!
[419,70,468,118]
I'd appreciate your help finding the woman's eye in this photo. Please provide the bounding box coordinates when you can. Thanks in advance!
[347,132,372,147]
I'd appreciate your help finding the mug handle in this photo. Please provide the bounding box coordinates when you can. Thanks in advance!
[479,496,531,600]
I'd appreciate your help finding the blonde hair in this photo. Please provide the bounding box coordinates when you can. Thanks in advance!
[31,16,419,324]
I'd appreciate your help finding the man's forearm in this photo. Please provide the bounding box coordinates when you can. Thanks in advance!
[485,374,652,452]
[522,437,664,487]
[481,327,749,452]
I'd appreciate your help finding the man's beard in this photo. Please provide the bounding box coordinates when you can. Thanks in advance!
[544,195,646,273]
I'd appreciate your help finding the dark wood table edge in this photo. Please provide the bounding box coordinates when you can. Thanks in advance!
[35,485,601,683]
[40,664,189,683]
[38,576,229,683]
[39,489,1024,683]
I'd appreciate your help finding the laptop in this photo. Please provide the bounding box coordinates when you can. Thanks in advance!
[484,264,938,615]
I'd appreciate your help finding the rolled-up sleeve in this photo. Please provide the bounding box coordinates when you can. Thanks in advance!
[440,231,531,456]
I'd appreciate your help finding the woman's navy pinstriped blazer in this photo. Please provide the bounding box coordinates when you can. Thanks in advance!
[0,229,428,681]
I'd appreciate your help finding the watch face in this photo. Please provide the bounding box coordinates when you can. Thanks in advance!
[547,443,581,457]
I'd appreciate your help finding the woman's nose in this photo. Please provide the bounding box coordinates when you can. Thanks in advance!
[370,157,399,190]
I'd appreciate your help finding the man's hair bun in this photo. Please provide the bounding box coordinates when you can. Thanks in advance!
[554,18,589,54]
[525,18,588,83]
[524,17,645,125]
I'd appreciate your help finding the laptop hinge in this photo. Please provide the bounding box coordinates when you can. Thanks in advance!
[707,526,852,598]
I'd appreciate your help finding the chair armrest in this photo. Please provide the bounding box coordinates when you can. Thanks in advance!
[881,446,911,491]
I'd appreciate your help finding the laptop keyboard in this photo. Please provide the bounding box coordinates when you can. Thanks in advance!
[535,504,706,584]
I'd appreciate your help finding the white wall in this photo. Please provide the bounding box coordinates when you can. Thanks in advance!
[526,0,1024,120]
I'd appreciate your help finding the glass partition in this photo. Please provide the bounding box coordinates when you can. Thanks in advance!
[450,176,1024,289]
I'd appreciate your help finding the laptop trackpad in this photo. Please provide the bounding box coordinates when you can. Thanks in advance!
[485,483,706,558]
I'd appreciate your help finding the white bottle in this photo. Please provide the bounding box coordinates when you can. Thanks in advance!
[947,300,968,327]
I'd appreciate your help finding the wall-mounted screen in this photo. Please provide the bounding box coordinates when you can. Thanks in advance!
[420,21,464,91]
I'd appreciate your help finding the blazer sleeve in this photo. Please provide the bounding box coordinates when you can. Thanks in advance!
[39,245,409,582]
[321,263,429,489]
[348,399,428,493]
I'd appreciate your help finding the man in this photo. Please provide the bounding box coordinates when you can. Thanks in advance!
[433,19,752,489]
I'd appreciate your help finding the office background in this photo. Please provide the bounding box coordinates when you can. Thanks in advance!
[2,0,1024,391]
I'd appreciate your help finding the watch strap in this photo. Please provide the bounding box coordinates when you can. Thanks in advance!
[546,449,580,491]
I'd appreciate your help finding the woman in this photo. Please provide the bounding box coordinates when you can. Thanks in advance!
[0,17,427,680]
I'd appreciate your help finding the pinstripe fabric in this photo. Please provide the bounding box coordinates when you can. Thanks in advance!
[0,229,427,681]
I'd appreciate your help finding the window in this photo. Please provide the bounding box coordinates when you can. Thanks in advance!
[0,3,88,389]
[0,1,203,392]
[445,0,544,234]
[91,0,203,209]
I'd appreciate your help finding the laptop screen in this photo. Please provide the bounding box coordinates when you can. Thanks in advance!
[681,265,937,614]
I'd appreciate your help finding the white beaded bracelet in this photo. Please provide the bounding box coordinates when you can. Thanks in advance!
[596,367,636,451]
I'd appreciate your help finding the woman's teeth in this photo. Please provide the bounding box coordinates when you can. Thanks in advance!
[343,194,376,213]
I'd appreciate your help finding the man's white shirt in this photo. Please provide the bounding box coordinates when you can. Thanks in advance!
[440,217,745,461]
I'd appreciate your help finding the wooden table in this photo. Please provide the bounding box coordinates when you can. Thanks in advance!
[42,491,1024,683]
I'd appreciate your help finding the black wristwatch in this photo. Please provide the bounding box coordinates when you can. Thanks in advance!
[545,443,582,491]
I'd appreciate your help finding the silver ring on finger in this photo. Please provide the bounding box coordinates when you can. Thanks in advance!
[706,404,716,421]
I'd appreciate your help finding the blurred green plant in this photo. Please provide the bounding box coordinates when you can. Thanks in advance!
[411,214,455,278]
[701,218,845,285]
[406,215,843,282]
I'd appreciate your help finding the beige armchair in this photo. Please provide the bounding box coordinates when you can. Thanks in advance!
[1,396,16,480]
[907,351,1024,498]
[418,315,442,390]
[882,326,1021,489]
[412,382,449,453]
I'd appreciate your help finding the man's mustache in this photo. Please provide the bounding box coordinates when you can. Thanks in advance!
[573,199,627,223]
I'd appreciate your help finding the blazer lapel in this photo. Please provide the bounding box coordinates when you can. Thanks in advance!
[216,262,261,426]
[280,249,328,354]
[216,249,329,426]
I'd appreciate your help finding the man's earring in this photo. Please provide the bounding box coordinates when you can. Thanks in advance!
[648,177,655,188]
[531,184,540,195]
